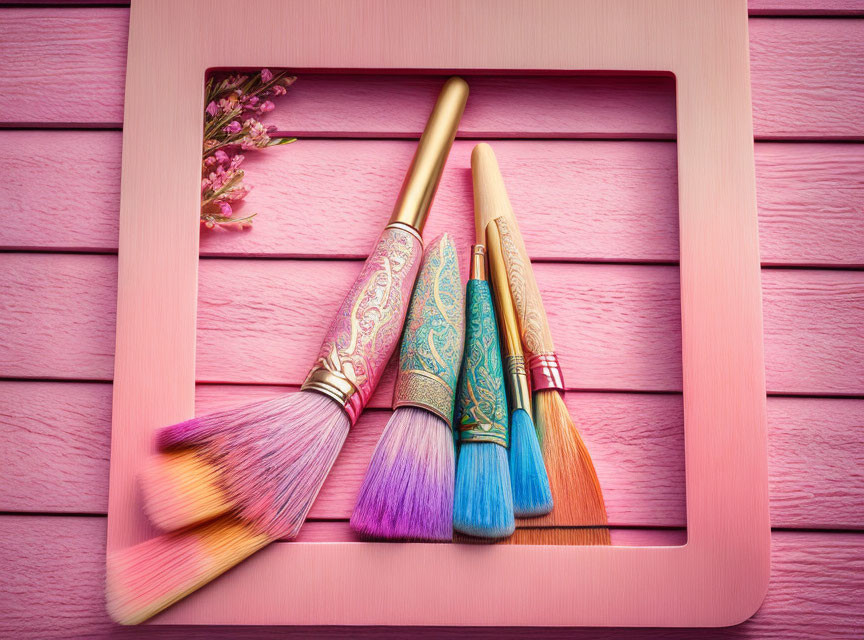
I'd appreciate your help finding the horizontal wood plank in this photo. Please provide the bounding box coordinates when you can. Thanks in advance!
[749,0,864,13]
[1,381,861,529]
[1,254,861,395]
[0,10,862,139]
[9,0,864,14]
[3,133,862,266]
[1,517,861,638]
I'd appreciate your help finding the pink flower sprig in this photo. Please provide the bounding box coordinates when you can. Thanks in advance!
[201,69,296,229]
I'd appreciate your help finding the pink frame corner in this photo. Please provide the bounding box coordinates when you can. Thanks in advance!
[108,0,770,627]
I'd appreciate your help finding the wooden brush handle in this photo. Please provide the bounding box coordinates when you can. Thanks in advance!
[471,144,557,355]
[302,226,423,424]
[471,143,564,392]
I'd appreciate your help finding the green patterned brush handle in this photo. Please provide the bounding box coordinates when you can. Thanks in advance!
[393,233,465,425]
[456,245,509,447]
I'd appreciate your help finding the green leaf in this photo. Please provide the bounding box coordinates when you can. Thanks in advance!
[268,137,298,147]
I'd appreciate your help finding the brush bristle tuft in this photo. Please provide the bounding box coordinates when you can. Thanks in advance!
[145,391,349,539]
[140,450,233,531]
[106,517,270,625]
[531,389,608,533]
[503,526,611,545]
[508,409,553,517]
[351,407,454,541]
[453,442,514,539]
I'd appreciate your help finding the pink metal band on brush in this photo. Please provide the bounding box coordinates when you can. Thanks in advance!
[527,353,566,392]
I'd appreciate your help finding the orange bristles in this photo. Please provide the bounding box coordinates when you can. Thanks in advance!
[106,516,270,625]
[140,450,234,532]
[526,389,610,541]
[505,526,611,545]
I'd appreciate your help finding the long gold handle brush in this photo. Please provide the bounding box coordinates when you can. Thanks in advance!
[106,77,470,624]
[471,143,610,545]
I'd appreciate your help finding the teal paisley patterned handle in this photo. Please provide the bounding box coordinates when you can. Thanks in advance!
[457,278,509,446]
[394,234,465,425]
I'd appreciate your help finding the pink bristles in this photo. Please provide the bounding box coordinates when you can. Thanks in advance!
[106,517,270,625]
[142,391,349,539]
[351,407,455,541]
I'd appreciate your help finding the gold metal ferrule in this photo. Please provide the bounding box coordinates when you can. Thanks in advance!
[301,368,358,409]
[388,77,469,234]
[486,219,532,414]
[470,244,487,281]
[504,355,532,414]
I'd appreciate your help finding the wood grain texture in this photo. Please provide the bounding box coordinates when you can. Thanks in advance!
[4,133,861,266]
[0,10,862,139]
[749,0,864,13]
[0,2,855,631]
[1,517,860,638]
[8,0,864,13]
[1,253,861,395]
[2,381,861,529]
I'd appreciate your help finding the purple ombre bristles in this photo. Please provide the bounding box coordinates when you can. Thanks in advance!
[351,407,455,541]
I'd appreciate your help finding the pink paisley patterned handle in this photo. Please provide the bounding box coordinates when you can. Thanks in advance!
[302,226,423,424]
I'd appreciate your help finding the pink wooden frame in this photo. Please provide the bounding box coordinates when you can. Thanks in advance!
[109,0,770,627]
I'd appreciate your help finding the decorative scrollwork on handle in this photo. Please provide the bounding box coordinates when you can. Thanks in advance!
[302,227,422,424]
[495,216,549,356]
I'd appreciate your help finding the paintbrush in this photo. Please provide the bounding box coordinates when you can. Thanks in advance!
[452,232,514,537]
[486,219,553,517]
[106,76,469,624]
[350,233,464,541]
[471,142,610,544]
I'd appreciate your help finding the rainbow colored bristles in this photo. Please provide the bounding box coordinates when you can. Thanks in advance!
[140,450,233,532]
[106,517,270,625]
[140,392,349,540]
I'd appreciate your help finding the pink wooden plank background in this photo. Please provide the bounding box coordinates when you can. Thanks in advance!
[2,254,861,395]
[0,11,863,138]
[0,2,862,637]
[4,134,863,266]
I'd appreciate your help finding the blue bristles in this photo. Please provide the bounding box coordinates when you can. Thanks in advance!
[453,442,515,538]
[508,408,553,517]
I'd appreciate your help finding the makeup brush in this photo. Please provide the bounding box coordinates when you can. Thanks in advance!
[471,142,610,545]
[452,236,514,539]
[106,76,469,624]
[486,220,552,517]
[350,233,464,541]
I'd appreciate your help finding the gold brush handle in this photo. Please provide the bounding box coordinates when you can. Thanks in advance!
[471,143,556,355]
[471,143,564,392]
[388,77,469,236]
[486,221,531,415]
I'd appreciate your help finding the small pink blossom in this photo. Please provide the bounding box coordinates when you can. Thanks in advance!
[202,69,294,229]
